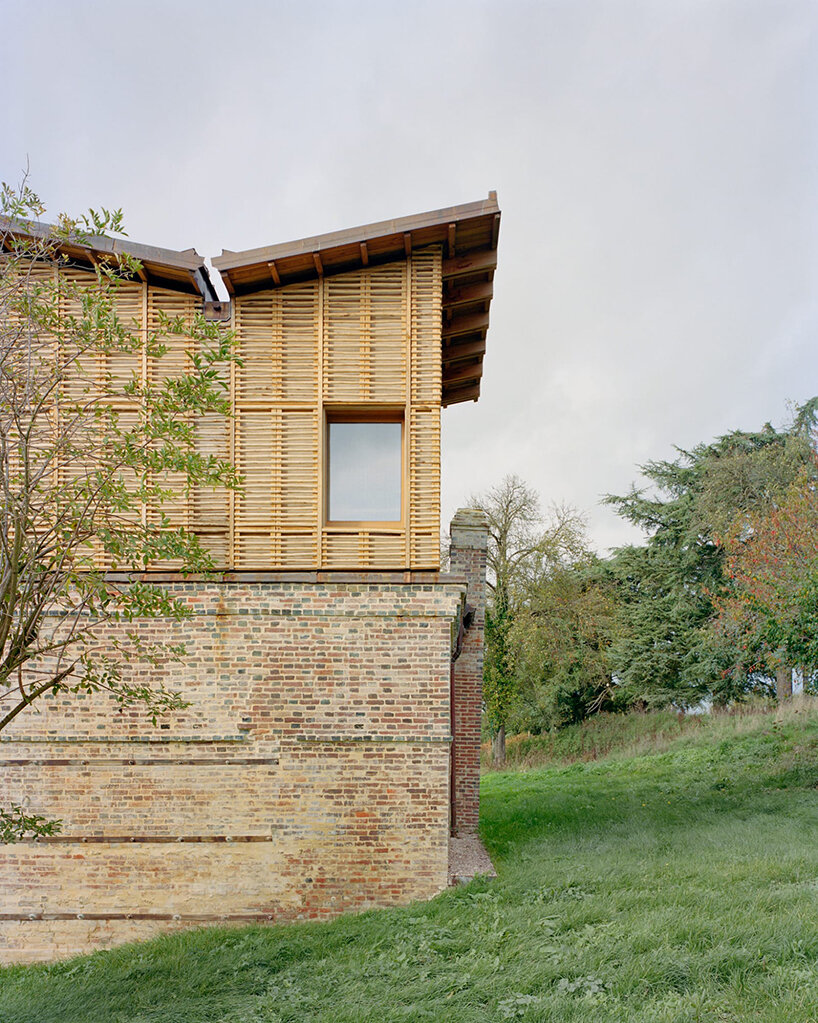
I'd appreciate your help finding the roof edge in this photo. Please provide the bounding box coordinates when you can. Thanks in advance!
[0,216,205,271]
[213,193,499,271]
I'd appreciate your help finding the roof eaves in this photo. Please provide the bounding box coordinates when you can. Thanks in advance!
[0,216,204,271]
[212,194,500,271]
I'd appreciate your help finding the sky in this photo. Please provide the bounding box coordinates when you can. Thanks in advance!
[2,0,817,553]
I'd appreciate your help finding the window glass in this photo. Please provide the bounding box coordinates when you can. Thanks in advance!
[328,421,402,521]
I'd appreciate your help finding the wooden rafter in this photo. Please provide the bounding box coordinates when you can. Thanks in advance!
[442,311,490,340]
[443,359,484,387]
[443,382,480,405]
[443,338,487,363]
[267,260,281,285]
[444,280,493,309]
[442,248,497,279]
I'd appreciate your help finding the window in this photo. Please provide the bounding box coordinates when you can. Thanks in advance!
[326,414,403,523]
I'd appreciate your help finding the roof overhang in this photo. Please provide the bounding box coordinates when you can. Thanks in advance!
[213,194,501,406]
[0,217,214,299]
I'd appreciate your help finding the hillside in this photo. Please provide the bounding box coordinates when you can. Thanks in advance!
[483,699,817,768]
[4,702,818,1022]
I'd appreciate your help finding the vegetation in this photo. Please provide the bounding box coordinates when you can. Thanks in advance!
[5,701,818,1021]
[477,402,818,746]
[481,699,811,770]
[604,403,818,709]
[0,182,237,839]
[470,475,593,761]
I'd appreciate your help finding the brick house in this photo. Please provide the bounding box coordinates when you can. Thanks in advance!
[0,195,500,962]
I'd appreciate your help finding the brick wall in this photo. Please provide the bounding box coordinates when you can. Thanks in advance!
[449,509,489,834]
[1,579,467,963]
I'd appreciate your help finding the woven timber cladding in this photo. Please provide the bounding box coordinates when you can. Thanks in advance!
[58,249,443,572]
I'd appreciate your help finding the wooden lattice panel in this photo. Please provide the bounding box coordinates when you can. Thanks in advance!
[368,264,406,402]
[192,414,231,531]
[279,531,317,568]
[280,283,319,401]
[148,289,195,385]
[196,531,230,568]
[409,406,441,568]
[107,281,143,394]
[228,253,443,570]
[324,274,365,401]
[411,251,442,404]
[235,293,277,401]
[367,532,406,568]
[49,248,444,573]
[235,531,272,569]
[236,410,274,528]
[278,411,318,527]
[59,266,103,403]
[322,532,362,569]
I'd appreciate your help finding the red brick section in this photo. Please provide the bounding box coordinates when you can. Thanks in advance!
[449,509,488,835]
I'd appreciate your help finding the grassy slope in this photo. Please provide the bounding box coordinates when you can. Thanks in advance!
[5,706,818,1021]
[483,700,811,769]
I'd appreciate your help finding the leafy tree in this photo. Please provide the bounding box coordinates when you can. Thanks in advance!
[605,403,817,707]
[471,475,590,759]
[483,583,515,760]
[511,552,618,732]
[712,464,818,698]
[0,182,238,839]
[470,475,543,762]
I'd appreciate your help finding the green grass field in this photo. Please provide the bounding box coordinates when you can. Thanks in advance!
[5,702,818,1022]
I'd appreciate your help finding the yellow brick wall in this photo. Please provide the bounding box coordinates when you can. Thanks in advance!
[0,580,464,963]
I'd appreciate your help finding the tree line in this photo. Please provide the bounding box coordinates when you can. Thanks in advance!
[475,400,818,762]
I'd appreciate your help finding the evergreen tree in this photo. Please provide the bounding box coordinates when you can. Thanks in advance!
[605,402,817,707]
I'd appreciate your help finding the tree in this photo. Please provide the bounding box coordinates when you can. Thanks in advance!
[0,182,238,839]
[470,475,587,761]
[511,551,618,732]
[471,475,542,763]
[605,403,818,708]
[712,464,818,699]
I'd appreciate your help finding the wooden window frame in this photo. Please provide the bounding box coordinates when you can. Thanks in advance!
[323,407,406,529]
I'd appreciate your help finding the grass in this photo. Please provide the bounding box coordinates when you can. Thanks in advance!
[482,698,816,769]
[5,701,818,1021]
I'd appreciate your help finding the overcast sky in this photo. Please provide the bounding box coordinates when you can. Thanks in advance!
[3,0,817,552]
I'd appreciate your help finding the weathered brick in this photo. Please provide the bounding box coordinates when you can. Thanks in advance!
[0,546,487,963]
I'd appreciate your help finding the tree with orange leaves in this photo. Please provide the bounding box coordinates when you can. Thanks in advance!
[712,466,818,700]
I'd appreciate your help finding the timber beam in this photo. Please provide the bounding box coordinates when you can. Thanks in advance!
[443,382,481,406]
[442,248,497,279]
[442,311,490,340]
[443,359,484,387]
[443,338,487,363]
[444,280,493,309]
